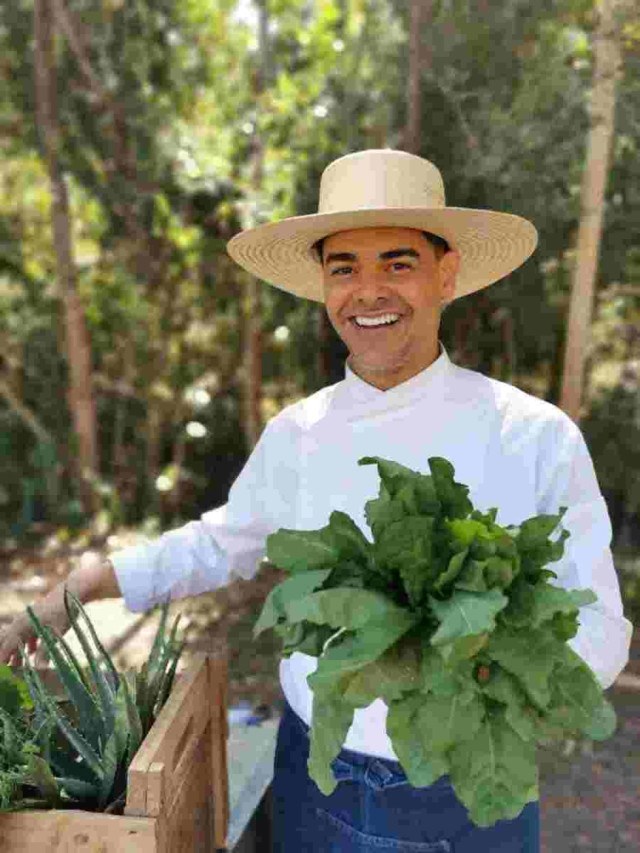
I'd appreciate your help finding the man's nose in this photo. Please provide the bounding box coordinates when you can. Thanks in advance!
[352,272,392,304]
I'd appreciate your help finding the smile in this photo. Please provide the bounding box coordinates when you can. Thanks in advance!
[351,313,401,328]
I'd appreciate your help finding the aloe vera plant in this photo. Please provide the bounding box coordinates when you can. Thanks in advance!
[18,590,184,813]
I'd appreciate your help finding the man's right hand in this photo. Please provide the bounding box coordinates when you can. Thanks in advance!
[0,551,121,667]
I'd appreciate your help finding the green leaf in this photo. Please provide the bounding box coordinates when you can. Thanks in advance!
[428,457,473,519]
[266,526,341,573]
[0,665,32,717]
[433,548,469,593]
[64,591,119,690]
[446,518,490,548]
[363,485,405,544]
[429,589,508,647]
[120,672,143,760]
[341,635,421,706]
[480,667,539,742]
[581,697,617,741]
[97,732,120,809]
[326,511,372,566]
[253,569,333,638]
[486,626,561,710]
[63,591,117,735]
[289,623,337,657]
[307,610,418,696]
[514,511,570,579]
[23,755,59,806]
[453,559,489,592]
[420,643,478,697]
[147,600,170,675]
[24,611,106,749]
[449,711,539,827]
[544,647,608,735]
[358,457,422,498]
[307,690,354,796]
[20,648,104,782]
[386,693,449,787]
[504,580,597,631]
[438,632,489,666]
[374,516,435,607]
[56,776,99,802]
[284,587,410,631]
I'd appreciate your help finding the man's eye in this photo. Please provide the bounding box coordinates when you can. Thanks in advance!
[330,266,352,276]
[391,262,412,271]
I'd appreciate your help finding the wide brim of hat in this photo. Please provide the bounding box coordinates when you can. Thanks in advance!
[226,207,538,303]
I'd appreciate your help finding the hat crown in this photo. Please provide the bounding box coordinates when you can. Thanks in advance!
[318,149,446,215]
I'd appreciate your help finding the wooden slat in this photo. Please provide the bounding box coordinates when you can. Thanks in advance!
[0,810,158,852]
[158,743,212,853]
[209,654,230,848]
[125,654,209,816]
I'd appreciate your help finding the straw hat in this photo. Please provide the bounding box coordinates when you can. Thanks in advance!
[226,149,538,303]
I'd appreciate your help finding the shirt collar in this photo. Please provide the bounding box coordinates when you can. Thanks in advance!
[341,340,452,405]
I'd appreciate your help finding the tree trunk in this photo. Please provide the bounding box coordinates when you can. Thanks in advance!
[559,0,624,422]
[403,0,433,154]
[33,0,98,512]
[241,0,270,452]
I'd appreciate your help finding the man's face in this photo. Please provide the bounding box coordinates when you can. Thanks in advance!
[321,227,459,389]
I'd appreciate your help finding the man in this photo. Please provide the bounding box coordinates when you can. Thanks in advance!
[0,149,632,851]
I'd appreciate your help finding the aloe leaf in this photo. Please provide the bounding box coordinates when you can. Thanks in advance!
[49,627,93,693]
[64,590,120,688]
[97,732,119,809]
[147,599,170,674]
[25,610,106,749]
[147,612,179,698]
[20,649,104,782]
[120,672,143,761]
[113,680,131,754]
[135,666,152,736]
[56,776,100,801]
[148,615,181,715]
[63,591,116,736]
[48,743,97,784]
[155,640,184,718]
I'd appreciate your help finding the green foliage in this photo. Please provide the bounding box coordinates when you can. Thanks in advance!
[256,454,616,827]
[0,0,638,541]
[0,665,33,718]
[14,592,183,813]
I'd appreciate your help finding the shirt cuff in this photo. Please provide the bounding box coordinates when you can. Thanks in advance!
[110,542,157,613]
[568,606,634,689]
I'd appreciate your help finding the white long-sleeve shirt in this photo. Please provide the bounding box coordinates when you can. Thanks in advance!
[111,344,633,760]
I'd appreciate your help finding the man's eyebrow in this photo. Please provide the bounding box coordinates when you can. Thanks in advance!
[324,247,421,265]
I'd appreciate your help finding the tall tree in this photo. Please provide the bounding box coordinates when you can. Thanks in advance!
[33,0,98,510]
[241,0,270,452]
[403,0,433,153]
[559,0,626,421]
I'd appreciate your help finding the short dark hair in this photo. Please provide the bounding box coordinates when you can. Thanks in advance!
[313,230,450,264]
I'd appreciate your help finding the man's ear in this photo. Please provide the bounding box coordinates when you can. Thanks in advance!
[439,249,460,304]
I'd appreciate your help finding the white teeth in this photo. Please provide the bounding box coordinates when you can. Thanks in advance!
[353,313,400,327]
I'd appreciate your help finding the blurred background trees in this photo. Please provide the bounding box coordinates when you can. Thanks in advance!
[0,0,638,553]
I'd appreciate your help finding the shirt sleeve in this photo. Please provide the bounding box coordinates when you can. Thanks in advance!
[111,413,299,613]
[536,412,633,689]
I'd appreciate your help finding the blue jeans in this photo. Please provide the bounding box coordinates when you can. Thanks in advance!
[272,699,540,852]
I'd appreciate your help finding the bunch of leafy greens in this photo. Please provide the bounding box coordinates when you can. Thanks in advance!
[0,592,184,814]
[254,456,617,827]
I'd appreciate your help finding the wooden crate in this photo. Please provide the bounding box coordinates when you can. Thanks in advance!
[0,653,229,852]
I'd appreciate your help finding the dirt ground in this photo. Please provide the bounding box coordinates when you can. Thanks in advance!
[1,542,638,850]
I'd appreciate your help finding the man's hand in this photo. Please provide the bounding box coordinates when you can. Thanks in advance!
[0,551,121,666]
